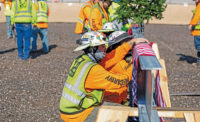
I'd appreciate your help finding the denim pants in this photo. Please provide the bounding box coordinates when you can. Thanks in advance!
[194,36,200,64]
[15,23,32,60]
[6,16,13,38]
[31,28,49,53]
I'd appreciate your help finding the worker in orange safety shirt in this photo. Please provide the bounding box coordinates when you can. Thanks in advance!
[74,0,100,34]
[31,0,50,53]
[189,0,200,66]
[1,0,13,39]
[59,31,148,122]
[89,0,110,31]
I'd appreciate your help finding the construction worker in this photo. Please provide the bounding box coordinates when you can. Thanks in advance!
[11,0,36,60]
[1,0,13,39]
[89,0,110,31]
[98,22,119,36]
[74,0,99,34]
[189,0,200,66]
[59,31,147,122]
[101,31,137,104]
[108,0,122,30]
[31,0,49,53]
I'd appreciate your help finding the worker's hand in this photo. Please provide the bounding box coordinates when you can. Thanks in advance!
[128,38,149,47]
[188,25,192,30]
[32,25,37,30]
[10,25,15,30]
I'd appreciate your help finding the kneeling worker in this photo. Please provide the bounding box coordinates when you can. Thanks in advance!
[59,31,147,122]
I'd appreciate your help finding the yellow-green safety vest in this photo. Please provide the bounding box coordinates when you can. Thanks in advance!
[108,2,120,21]
[192,9,200,30]
[15,0,32,23]
[4,0,11,16]
[89,3,108,29]
[36,1,48,23]
[59,54,103,114]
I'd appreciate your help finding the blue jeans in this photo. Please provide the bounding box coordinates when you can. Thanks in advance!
[31,28,49,52]
[194,36,200,52]
[15,23,32,60]
[6,16,13,38]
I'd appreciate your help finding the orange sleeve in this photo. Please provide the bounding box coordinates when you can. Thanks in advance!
[190,4,200,25]
[85,63,132,90]
[100,42,132,69]
[90,8,102,31]
[84,5,91,20]
[1,0,5,4]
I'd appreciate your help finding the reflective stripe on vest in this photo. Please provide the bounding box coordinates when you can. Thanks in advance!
[36,1,48,23]
[61,62,92,105]
[60,55,103,114]
[15,0,32,23]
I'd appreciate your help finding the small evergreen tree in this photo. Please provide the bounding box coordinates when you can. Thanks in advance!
[114,0,167,24]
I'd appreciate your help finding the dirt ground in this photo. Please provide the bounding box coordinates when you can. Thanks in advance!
[0,23,200,122]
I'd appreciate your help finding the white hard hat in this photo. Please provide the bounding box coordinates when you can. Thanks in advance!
[108,31,134,46]
[98,22,119,33]
[74,31,107,51]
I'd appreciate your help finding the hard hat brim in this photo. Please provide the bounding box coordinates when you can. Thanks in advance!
[74,41,108,51]
[98,29,115,33]
[73,44,90,52]
[109,33,134,47]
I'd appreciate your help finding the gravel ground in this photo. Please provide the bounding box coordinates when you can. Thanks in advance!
[0,23,199,122]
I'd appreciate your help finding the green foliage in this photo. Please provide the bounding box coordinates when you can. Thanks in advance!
[114,0,167,24]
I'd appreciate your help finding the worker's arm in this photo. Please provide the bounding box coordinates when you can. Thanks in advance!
[90,8,102,31]
[100,38,148,69]
[47,7,49,16]
[85,61,133,90]
[83,5,91,20]
[190,4,200,25]
[10,1,15,25]
[100,42,131,69]
[1,0,5,4]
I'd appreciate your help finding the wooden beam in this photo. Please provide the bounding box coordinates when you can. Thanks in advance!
[184,113,195,122]
[158,59,171,107]
[97,106,200,119]
[152,43,160,59]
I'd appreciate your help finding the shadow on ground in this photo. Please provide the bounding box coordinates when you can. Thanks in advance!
[176,54,197,64]
[30,44,57,59]
[0,48,17,54]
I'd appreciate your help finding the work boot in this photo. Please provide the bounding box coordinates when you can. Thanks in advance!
[197,52,200,66]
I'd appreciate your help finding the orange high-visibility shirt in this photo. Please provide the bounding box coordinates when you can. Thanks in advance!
[100,42,131,69]
[1,0,12,7]
[34,3,49,28]
[190,3,200,36]
[104,60,133,103]
[74,0,94,34]
[89,4,109,31]
[60,42,133,122]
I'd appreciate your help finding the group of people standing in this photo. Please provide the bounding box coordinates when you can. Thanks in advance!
[1,0,49,60]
